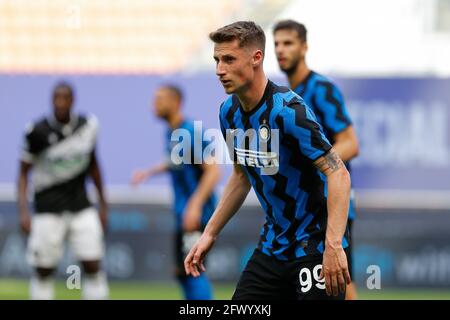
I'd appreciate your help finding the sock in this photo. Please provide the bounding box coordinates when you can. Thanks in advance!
[179,274,213,300]
[82,271,109,300]
[30,276,55,300]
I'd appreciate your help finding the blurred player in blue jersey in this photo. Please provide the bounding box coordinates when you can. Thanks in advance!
[273,20,360,300]
[130,85,220,300]
[185,21,351,300]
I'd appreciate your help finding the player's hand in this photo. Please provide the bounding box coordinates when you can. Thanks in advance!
[184,232,216,277]
[182,197,202,232]
[320,244,351,296]
[130,169,151,186]
[19,211,31,235]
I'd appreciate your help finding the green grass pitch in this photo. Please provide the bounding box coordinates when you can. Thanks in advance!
[1,279,450,300]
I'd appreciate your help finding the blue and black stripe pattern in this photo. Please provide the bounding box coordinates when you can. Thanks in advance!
[293,71,356,220]
[219,80,349,260]
[293,71,352,144]
[166,120,217,231]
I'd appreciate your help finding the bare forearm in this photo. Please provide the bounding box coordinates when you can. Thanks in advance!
[204,167,251,238]
[90,155,107,207]
[190,164,221,206]
[325,167,350,247]
[17,174,29,214]
[17,162,31,215]
[333,140,358,162]
[149,162,170,176]
[332,126,359,162]
[91,168,107,207]
[314,149,351,247]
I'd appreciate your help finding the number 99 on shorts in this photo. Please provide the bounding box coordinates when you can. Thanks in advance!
[298,264,325,293]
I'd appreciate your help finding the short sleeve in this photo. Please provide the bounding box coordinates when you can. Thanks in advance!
[277,101,332,162]
[87,114,99,137]
[314,82,352,135]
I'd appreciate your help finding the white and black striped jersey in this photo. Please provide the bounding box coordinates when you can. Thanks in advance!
[21,114,98,214]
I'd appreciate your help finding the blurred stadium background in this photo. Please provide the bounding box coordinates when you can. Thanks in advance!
[1,0,450,299]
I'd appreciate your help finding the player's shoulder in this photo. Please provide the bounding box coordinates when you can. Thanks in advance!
[180,119,195,131]
[272,80,303,102]
[219,95,235,115]
[179,119,202,139]
[270,81,308,115]
[80,113,98,126]
[219,95,240,129]
[24,116,51,138]
[75,113,99,133]
[176,120,201,145]
[310,71,342,92]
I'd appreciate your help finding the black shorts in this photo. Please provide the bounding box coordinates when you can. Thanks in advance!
[232,249,347,300]
[347,219,354,280]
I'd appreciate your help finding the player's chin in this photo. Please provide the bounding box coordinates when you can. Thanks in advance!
[279,65,291,73]
[222,85,235,94]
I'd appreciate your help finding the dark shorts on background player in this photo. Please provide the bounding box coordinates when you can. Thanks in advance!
[232,248,347,300]
[347,219,354,280]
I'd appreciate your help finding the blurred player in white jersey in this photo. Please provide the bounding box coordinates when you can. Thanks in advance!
[17,82,109,300]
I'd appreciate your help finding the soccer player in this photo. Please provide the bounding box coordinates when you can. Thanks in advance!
[273,20,360,300]
[17,82,109,300]
[184,21,352,300]
[130,85,221,300]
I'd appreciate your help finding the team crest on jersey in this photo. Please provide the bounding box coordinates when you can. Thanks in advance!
[259,124,270,142]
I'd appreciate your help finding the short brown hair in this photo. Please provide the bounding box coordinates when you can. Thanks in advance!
[160,84,183,102]
[273,20,307,42]
[209,21,266,54]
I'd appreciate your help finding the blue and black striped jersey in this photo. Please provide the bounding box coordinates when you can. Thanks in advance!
[293,71,352,142]
[219,80,349,260]
[166,120,217,231]
[293,71,356,220]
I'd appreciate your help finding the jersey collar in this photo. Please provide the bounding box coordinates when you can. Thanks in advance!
[293,70,315,95]
[47,112,79,136]
[237,80,273,117]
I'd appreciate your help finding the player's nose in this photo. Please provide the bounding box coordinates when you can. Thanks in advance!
[216,62,226,76]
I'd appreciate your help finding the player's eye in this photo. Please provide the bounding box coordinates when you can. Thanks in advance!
[224,56,235,64]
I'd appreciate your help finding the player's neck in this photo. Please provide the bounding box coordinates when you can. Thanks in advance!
[288,62,310,90]
[167,112,184,129]
[237,73,268,113]
[50,112,75,127]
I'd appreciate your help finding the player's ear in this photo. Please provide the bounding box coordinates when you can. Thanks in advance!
[301,41,308,55]
[252,49,264,67]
